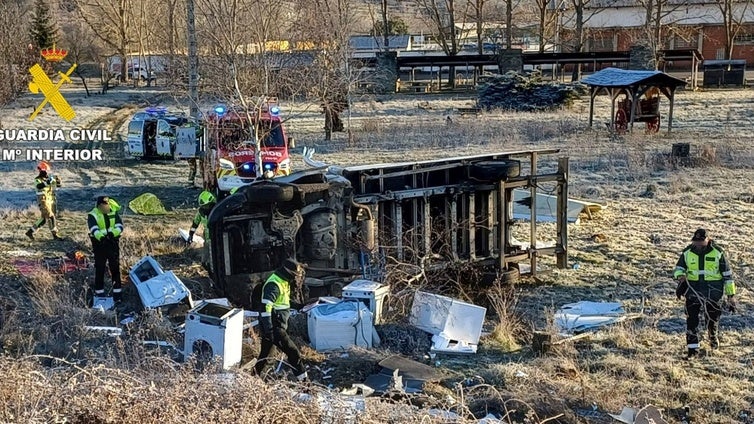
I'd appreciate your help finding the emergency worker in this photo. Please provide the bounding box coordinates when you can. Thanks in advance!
[674,228,736,358]
[88,196,124,302]
[187,190,216,267]
[254,258,308,381]
[188,158,203,187]
[26,161,62,241]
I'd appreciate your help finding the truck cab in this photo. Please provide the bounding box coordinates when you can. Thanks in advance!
[201,100,293,195]
[126,107,192,160]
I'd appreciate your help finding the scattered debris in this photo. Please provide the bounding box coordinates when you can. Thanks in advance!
[555,301,626,334]
[410,291,486,353]
[13,251,90,275]
[179,228,204,247]
[362,355,444,394]
[92,296,114,312]
[513,189,606,224]
[340,384,374,397]
[609,405,668,424]
[431,333,477,354]
[301,296,341,313]
[295,391,366,424]
[183,300,244,369]
[129,256,193,309]
[84,326,123,337]
[574,408,614,424]
[120,315,136,325]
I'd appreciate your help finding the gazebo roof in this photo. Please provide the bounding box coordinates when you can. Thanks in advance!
[581,67,687,88]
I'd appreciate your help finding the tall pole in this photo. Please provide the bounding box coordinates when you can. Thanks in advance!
[187,0,199,120]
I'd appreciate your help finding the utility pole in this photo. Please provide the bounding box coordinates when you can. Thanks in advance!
[187,0,199,120]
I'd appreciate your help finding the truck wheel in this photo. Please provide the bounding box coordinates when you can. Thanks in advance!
[245,184,295,203]
[470,160,520,181]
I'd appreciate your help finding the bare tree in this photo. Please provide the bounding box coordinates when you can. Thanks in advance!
[534,0,566,52]
[61,21,101,95]
[467,0,489,54]
[714,0,751,61]
[0,0,32,110]
[564,0,611,78]
[74,0,135,82]
[196,0,305,175]
[632,0,710,68]
[292,0,363,140]
[415,0,469,87]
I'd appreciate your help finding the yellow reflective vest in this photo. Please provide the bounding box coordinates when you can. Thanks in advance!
[261,273,290,314]
[674,244,735,296]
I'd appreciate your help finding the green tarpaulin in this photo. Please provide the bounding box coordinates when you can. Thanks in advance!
[128,193,167,215]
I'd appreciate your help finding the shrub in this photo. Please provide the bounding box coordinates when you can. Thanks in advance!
[477,71,586,112]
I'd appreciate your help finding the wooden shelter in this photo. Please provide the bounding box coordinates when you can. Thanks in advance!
[581,68,687,134]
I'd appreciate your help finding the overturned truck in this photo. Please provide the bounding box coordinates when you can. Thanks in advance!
[207,149,570,307]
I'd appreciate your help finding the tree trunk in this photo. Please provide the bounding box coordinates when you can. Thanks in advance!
[77,71,90,96]
[505,0,513,49]
[538,6,546,53]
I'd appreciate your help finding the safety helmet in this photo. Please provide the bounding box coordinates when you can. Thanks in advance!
[198,190,216,206]
[37,161,51,172]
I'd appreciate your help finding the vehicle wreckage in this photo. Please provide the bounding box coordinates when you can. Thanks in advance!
[206,148,570,307]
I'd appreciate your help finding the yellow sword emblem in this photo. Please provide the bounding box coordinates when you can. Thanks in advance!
[28,63,77,121]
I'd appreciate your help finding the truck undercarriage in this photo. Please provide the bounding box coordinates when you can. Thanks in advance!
[207,149,569,308]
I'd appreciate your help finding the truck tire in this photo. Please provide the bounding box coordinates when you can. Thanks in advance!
[245,184,295,203]
[470,160,520,181]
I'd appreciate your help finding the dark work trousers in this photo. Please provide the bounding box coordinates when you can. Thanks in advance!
[92,241,121,293]
[685,291,723,348]
[254,313,304,376]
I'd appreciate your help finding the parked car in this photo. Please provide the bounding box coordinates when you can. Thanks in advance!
[114,66,156,82]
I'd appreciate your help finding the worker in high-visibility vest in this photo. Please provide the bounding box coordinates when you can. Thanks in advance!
[254,258,308,381]
[26,161,62,241]
[187,190,216,268]
[674,228,736,359]
[87,196,124,303]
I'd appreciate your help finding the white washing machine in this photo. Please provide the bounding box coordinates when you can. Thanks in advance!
[183,300,244,369]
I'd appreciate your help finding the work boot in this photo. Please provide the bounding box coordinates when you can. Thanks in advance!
[51,231,62,241]
[25,228,34,240]
[112,290,123,304]
[710,337,720,350]
[687,348,699,359]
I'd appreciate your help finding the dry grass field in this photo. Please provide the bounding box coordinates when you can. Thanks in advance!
[1,83,754,423]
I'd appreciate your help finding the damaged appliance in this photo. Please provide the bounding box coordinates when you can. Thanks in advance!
[183,300,244,369]
[308,300,376,351]
[410,291,486,353]
[129,256,194,309]
[341,280,389,324]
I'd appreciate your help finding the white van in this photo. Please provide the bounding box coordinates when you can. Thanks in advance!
[126,108,198,160]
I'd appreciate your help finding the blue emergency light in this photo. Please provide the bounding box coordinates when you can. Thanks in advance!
[264,163,273,170]
[214,105,226,116]
[269,106,280,116]
[145,106,167,116]
[242,163,253,171]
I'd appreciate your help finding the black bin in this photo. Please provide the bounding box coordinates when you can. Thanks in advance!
[703,59,746,88]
